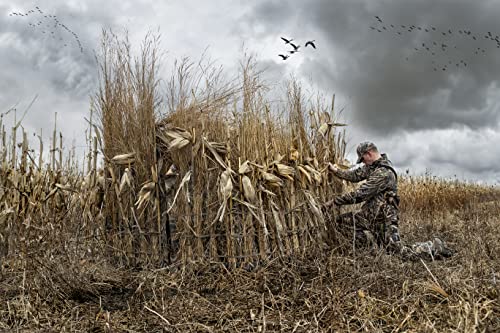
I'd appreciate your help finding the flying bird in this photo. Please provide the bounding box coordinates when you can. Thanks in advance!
[289,42,300,51]
[281,37,293,44]
[305,40,316,49]
[278,54,289,60]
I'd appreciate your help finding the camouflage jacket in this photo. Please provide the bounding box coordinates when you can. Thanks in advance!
[332,154,399,213]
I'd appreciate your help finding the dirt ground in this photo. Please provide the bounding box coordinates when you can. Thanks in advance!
[0,204,499,332]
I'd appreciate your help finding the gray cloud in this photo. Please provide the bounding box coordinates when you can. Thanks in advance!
[249,0,500,134]
[2,0,499,182]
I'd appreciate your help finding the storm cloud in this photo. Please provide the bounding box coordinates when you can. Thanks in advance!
[1,0,499,181]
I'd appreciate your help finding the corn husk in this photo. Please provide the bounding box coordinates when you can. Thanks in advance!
[219,168,233,201]
[239,160,252,174]
[165,127,192,141]
[318,122,329,137]
[275,163,295,181]
[241,175,256,202]
[289,148,299,161]
[168,137,190,151]
[119,168,132,193]
[135,181,156,209]
[111,152,136,165]
[261,171,283,187]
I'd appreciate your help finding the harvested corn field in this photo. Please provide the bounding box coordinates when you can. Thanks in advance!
[0,32,499,332]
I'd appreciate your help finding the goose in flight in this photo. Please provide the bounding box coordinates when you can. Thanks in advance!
[305,40,316,49]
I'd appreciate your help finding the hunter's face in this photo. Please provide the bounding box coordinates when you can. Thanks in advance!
[362,151,377,166]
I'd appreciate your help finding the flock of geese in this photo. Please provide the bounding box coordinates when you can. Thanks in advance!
[370,15,500,71]
[278,37,316,60]
[8,6,84,53]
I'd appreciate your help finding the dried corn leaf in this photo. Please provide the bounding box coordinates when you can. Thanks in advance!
[203,137,231,171]
[297,165,312,184]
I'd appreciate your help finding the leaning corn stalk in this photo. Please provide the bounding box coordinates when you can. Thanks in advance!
[160,127,192,151]
[296,165,312,187]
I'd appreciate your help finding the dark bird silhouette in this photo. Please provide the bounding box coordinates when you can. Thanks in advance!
[288,50,299,54]
[281,37,293,44]
[305,40,316,49]
[278,54,289,60]
[289,42,300,51]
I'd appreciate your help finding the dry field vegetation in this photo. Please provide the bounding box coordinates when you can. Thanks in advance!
[0,32,499,332]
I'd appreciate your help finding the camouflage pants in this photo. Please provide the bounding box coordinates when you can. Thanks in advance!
[334,204,453,260]
[335,201,400,248]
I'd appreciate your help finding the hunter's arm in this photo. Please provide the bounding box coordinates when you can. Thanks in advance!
[334,167,393,205]
[331,165,370,183]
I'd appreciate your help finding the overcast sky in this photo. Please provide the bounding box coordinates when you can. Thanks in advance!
[1,0,500,183]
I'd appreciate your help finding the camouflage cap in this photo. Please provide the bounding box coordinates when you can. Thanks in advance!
[356,141,377,163]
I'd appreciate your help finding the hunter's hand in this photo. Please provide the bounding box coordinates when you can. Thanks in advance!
[328,162,340,173]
